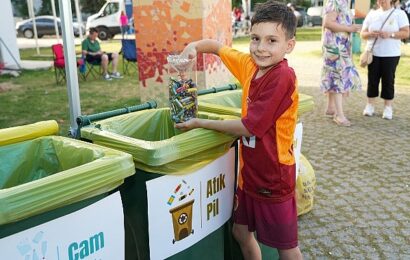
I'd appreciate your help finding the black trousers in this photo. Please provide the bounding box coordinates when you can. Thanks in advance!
[367,56,400,100]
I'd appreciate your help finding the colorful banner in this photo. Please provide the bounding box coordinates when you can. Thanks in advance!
[0,192,124,260]
[146,148,235,260]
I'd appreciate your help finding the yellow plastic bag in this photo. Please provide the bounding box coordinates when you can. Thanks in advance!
[296,154,316,216]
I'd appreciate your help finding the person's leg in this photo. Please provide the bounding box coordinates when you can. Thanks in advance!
[101,53,109,75]
[330,92,350,125]
[111,52,119,73]
[380,56,399,119]
[364,57,381,116]
[232,224,261,260]
[325,92,336,116]
[278,247,303,260]
[232,189,261,260]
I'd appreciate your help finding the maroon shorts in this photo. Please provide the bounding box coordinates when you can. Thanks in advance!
[233,188,298,249]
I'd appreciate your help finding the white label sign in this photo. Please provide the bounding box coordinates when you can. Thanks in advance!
[294,122,303,178]
[146,148,236,260]
[0,192,124,260]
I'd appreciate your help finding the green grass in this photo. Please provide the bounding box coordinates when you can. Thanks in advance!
[0,46,139,135]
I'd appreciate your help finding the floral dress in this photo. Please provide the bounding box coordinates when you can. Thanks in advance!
[320,0,361,93]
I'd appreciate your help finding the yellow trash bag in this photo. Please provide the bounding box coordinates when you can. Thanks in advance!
[296,154,316,216]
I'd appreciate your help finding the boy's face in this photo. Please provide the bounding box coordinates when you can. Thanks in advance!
[249,22,295,73]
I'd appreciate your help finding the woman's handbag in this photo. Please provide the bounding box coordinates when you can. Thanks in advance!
[359,49,373,68]
[359,9,395,68]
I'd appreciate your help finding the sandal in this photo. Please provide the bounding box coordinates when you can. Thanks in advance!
[333,117,351,127]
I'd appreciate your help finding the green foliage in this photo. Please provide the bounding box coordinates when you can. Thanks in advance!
[80,0,106,14]
[11,0,29,18]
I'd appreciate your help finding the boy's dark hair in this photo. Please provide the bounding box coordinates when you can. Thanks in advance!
[89,27,98,34]
[251,0,297,39]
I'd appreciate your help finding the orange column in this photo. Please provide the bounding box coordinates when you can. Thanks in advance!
[133,0,233,106]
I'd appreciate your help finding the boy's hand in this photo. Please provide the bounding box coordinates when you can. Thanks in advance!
[181,43,197,60]
[175,118,199,131]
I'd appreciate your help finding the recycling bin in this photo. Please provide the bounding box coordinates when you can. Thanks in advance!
[198,89,315,117]
[352,32,361,54]
[0,121,135,259]
[80,108,238,260]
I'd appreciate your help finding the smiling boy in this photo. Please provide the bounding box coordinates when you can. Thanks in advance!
[176,1,301,259]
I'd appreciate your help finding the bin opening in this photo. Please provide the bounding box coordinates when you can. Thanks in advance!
[80,108,237,174]
[0,136,134,225]
[0,138,101,189]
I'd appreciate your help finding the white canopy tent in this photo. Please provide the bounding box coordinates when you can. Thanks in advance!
[57,0,81,137]
[0,1,22,73]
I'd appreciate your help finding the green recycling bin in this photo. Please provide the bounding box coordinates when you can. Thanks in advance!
[80,108,239,260]
[0,121,135,259]
[198,89,314,118]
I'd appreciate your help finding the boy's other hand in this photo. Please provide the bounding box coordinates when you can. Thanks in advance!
[181,43,197,60]
[175,118,199,131]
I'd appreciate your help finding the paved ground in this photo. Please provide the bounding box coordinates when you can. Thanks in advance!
[288,42,410,259]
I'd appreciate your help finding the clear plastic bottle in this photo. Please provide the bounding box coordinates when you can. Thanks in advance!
[167,55,198,123]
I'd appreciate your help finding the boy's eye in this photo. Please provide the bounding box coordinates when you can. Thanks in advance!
[269,39,276,43]
[251,36,259,41]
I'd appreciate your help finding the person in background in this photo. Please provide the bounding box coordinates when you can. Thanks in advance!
[320,0,362,126]
[82,28,122,81]
[176,1,303,259]
[120,11,129,39]
[361,0,409,119]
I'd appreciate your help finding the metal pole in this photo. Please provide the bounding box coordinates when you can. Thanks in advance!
[73,0,84,42]
[50,0,60,42]
[58,0,81,137]
[27,0,40,55]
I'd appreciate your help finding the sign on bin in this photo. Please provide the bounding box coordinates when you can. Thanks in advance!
[146,148,236,260]
[294,123,303,178]
[0,192,124,260]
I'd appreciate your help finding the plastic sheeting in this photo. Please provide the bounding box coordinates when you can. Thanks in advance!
[80,108,237,175]
[296,154,316,216]
[0,120,59,146]
[198,90,315,117]
[0,136,135,225]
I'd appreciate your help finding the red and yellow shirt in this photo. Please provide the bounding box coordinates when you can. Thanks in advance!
[219,46,298,202]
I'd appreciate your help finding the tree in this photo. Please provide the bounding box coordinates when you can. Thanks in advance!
[80,0,106,14]
[11,0,29,18]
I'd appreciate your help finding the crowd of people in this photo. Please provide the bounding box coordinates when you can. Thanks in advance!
[321,0,409,126]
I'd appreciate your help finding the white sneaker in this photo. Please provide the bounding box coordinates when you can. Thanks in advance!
[103,73,112,81]
[363,104,375,117]
[110,72,123,79]
[382,106,393,120]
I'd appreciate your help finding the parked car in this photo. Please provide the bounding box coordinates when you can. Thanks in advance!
[16,15,85,39]
[306,6,323,27]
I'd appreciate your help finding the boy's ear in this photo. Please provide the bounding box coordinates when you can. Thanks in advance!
[285,37,296,54]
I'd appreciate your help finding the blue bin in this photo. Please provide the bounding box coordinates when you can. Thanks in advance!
[352,32,361,54]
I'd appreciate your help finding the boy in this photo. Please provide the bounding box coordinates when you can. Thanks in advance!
[81,28,122,80]
[176,1,302,259]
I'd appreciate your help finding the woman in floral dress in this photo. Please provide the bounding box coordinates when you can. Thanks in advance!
[321,0,362,126]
